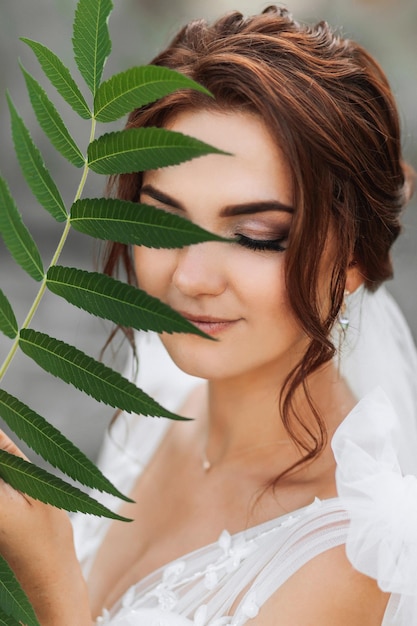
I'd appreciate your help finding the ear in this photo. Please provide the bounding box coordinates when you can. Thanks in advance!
[345,260,364,294]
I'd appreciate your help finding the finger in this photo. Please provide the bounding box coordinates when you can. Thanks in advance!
[0,430,31,505]
[0,429,29,461]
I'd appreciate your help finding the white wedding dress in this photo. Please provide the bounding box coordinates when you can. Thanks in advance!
[72,286,417,625]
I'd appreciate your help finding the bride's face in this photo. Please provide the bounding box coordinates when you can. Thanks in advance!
[133,109,309,382]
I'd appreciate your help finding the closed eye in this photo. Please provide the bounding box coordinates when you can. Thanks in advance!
[235,234,287,252]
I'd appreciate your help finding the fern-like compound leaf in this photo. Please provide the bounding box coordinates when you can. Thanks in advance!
[94,65,212,122]
[0,289,18,339]
[7,93,67,222]
[46,265,212,338]
[20,38,91,119]
[0,557,40,626]
[0,389,132,501]
[73,0,113,95]
[20,63,85,168]
[0,177,44,281]
[0,607,22,626]
[70,198,228,247]
[18,329,187,420]
[87,127,228,175]
[0,450,130,520]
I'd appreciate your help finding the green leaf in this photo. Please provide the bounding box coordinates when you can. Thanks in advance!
[19,329,186,420]
[0,556,40,626]
[46,265,211,338]
[0,449,129,520]
[87,127,228,175]
[94,65,212,122]
[0,289,18,339]
[21,38,91,119]
[73,0,113,95]
[0,607,21,626]
[7,93,67,222]
[20,63,85,168]
[70,198,228,247]
[0,176,44,281]
[0,389,131,502]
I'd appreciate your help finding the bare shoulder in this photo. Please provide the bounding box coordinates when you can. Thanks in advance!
[253,544,389,626]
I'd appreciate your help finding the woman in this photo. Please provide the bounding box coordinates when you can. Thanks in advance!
[1,6,417,625]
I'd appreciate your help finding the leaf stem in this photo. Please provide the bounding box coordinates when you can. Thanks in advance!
[0,119,97,383]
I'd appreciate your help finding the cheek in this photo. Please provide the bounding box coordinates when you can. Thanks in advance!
[133,246,174,296]
[238,254,287,307]
[243,256,303,335]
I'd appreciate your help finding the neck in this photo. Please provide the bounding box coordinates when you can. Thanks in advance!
[199,361,354,472]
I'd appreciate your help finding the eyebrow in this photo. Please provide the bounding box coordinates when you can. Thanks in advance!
[141,184,294,216]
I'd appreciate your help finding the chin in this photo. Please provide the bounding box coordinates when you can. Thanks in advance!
[159,333,228,381]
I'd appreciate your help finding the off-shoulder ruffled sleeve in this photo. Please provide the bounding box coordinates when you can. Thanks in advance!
[331,388,417,625]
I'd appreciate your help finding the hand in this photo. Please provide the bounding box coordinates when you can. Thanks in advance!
[0,430,93,625]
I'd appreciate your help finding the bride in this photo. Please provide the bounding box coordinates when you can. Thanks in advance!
[1,6,416,625]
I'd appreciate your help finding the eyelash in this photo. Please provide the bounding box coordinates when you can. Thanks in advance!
[235,234,287,252]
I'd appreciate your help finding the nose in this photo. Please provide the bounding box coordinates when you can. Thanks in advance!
[172,241,227,298]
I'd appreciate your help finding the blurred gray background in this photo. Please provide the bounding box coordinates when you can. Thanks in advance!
[0,0,416,465]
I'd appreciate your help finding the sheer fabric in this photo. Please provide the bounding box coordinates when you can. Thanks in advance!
[72,286,417,625]
[332,389,417,625]
[95,499,349,625]
[336,286,417,475]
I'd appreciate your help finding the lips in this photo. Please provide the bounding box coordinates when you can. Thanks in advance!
[178,311,240,336]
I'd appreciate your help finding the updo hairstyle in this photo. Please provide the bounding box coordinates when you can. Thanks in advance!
[103,6,412,477]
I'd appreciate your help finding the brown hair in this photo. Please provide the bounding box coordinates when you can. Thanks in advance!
[102,6,411,476]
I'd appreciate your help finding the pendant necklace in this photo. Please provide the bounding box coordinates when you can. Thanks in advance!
[201,439,293,472]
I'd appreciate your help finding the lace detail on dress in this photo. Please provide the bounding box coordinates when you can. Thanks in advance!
[94,498,348,625]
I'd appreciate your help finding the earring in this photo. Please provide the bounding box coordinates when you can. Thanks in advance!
[338,289,350,333]
[337,289,350,374]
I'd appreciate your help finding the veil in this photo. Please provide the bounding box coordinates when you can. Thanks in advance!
[330,286,417,624]
[336,285,417,476]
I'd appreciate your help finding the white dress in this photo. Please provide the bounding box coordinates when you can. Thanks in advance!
[72,286,417,625]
